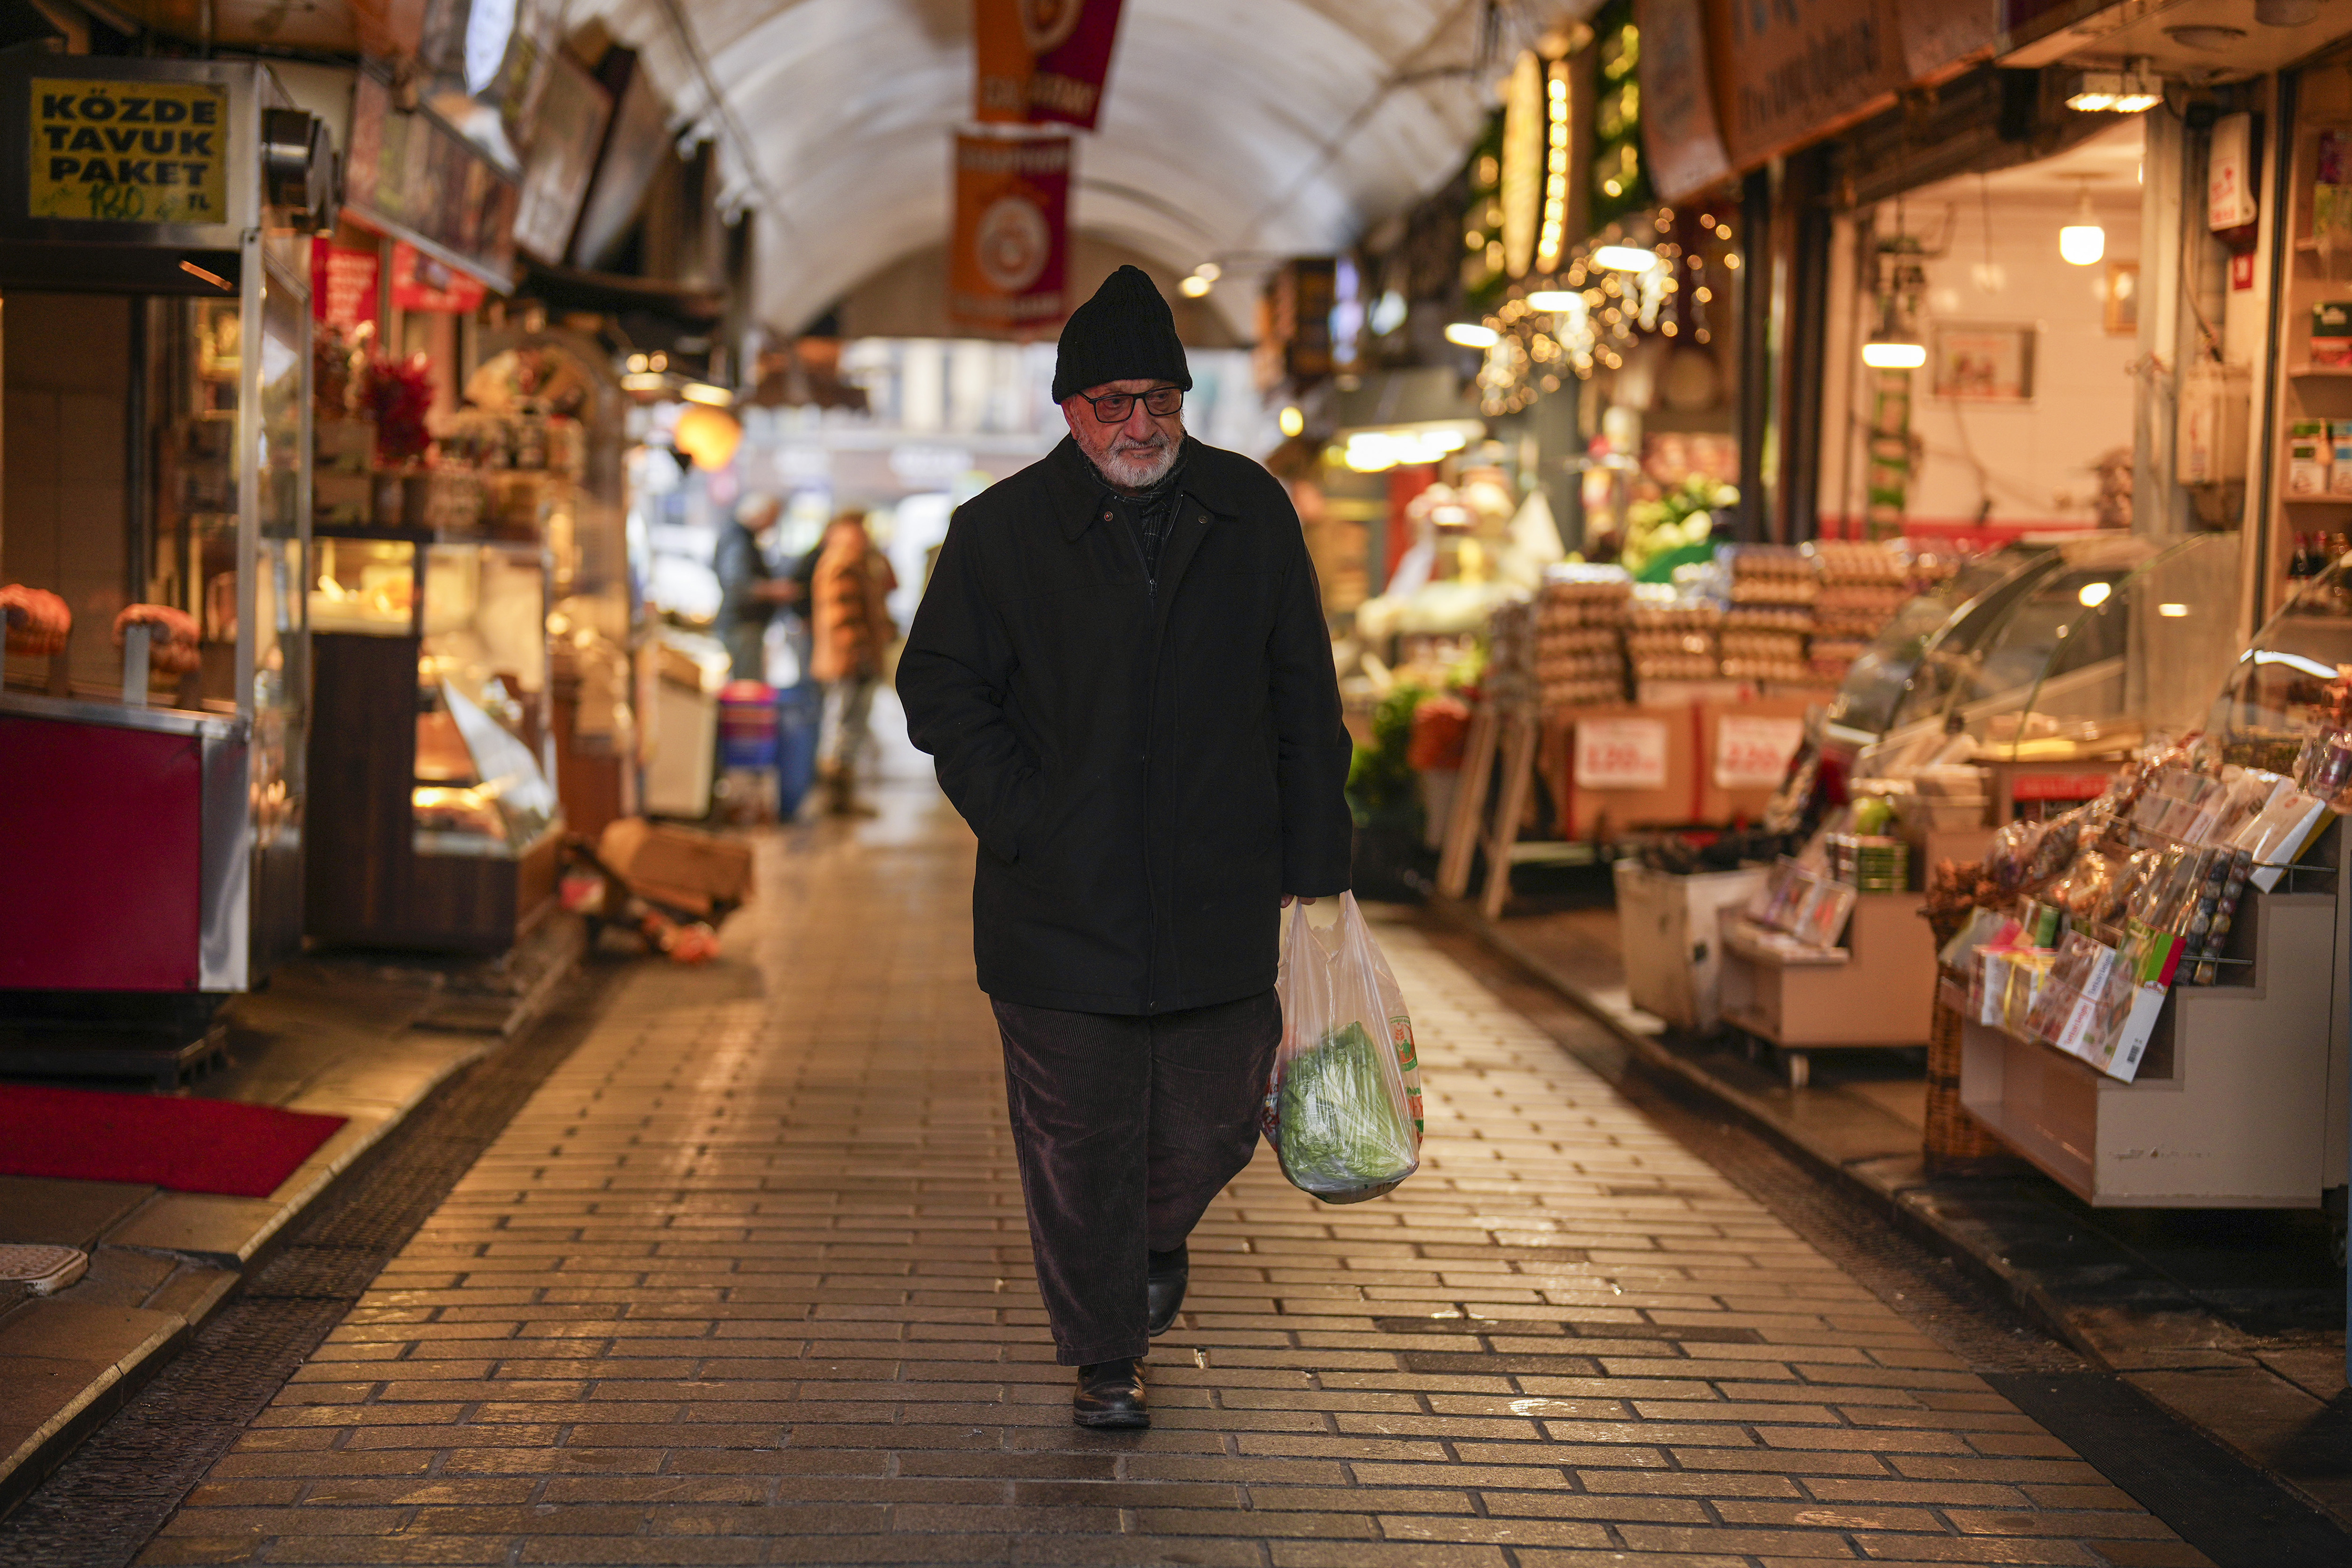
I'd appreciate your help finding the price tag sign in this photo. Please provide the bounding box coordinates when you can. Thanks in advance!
[1715,716,1804,790]
[1575,717,1668,790]
[29,77,228,225]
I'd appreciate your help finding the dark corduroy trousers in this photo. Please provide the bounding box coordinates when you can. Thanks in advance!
[992,990,1281,1365]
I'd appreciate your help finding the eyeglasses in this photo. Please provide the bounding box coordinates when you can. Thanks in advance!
[1075,386,1184,422]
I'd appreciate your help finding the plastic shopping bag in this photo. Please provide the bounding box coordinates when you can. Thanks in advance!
[1267,893,1424,1204]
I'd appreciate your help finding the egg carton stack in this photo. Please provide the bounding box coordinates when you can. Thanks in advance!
[1721,548,1818,683]
[1623,596,1721,683]
[1810,541,1907,683]
[1484,597,1540,713]
[1534,574,1631,708]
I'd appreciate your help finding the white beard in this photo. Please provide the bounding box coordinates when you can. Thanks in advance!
[1096,431,1179,489]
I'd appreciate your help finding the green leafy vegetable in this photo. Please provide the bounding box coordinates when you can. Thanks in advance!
[1277,1020,1419,1196]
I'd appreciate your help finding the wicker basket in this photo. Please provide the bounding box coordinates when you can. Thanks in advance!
[1924,960,2009,1170]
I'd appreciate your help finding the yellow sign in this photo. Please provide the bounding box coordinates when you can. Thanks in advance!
[29,78,229,225]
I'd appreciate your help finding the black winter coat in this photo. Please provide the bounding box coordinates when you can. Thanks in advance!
[898,436,1354,1015]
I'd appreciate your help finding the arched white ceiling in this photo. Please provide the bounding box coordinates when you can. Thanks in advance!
[566,0,1531,334]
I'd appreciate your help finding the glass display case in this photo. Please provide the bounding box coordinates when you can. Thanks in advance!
[310,535,416,634]
[2210,550,2352,771]
[0,55,331,1012]
[1850,535,2241,814]
[1826,543,2064,751]
[1946,533,2240,765]
[308,526,561,950]
[463,325,640,839]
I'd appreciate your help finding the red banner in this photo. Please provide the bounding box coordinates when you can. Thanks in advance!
[974,0,1125,131]
[311,239,381,334]
[950,133,1072,335]
[390,241,487,314]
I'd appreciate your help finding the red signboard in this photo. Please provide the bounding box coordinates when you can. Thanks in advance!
[390,241,487,314]
[949,132,1072,335]
[311,239,380,333]
[2012,772,2113,802]
[974,0,1126,131]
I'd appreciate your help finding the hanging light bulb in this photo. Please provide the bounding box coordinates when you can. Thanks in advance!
[1860,278,1925,369]
[1862,334,1927,370]
[2060,186,2106,266]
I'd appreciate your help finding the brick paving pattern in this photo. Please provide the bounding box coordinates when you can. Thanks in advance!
[141,794,2209,1566]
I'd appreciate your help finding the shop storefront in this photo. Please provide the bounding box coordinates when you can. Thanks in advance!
[1376,6,2352,1217]
[0,54,332,1070]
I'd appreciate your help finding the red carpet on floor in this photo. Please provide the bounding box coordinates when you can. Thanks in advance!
[0,1085,347,1197]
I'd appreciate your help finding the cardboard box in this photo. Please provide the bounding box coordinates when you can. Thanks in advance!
[1695,697,1814,826]
[1552,704,1697,839]
[598,818,755,914]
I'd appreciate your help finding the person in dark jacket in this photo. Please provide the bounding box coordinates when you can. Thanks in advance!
[897,266,1354,1430]
[712,492,800,681]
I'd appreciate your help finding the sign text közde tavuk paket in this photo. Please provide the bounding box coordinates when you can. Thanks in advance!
[29,78,228,225]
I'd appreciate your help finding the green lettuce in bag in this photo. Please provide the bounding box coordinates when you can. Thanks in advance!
[1269,895,1422,1203]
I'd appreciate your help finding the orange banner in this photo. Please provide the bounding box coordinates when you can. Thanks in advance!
[973,0,1126,131]
[950,132,1072,334]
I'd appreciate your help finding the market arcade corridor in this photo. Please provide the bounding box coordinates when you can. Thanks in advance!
[142,783,2197,1567]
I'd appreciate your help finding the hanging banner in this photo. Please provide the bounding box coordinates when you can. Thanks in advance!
[973,0,1125,131]
[311,239,381,333]
[1702,0,1907,172]
[949,132,1072,334]
[1633,0,1731,205]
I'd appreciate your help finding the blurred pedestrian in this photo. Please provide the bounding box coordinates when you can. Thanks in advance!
[713,492,798,682]
[897,266,1353,1429]
[808,509,898,816]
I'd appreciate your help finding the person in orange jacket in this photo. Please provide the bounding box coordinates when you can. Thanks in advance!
[807,510,898,815]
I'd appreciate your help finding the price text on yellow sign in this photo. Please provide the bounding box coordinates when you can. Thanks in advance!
[28,78,228,224]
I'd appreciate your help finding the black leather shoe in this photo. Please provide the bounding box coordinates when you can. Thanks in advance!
[1073,1358,1148,1428]
[1146,1244,1188,1338]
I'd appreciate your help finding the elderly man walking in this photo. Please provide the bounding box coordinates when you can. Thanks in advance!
[897,266,1354,1429]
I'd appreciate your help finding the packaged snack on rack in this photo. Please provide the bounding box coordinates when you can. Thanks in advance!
[1986,818,2050,892]
[2024,930,2123,1060]
[1745,855,1858,951]
[1789,876,1858,949]
[2188,846,2255,985]
[2233,785,2334,891]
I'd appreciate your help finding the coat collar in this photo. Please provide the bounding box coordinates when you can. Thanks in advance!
[1046,434,1242,541]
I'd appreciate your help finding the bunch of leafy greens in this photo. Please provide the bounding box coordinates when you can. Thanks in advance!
[1346,680,1428,829]
[1276,1020,1418,1196]
[1622,474,1739,582]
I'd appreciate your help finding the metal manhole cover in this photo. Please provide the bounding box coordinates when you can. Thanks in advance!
[0,1243,87,1294]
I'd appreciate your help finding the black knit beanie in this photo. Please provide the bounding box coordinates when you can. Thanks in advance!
[1051,264,1192,403]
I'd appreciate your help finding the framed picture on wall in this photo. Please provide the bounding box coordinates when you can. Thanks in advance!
[1931,322,2037,401]
[2105,262,2139,335]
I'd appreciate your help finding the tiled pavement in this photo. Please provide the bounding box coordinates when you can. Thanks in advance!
[141,789,2209,1567]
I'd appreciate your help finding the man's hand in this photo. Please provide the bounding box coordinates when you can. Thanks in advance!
[755,580,803,605]
[1280,895,1318,908]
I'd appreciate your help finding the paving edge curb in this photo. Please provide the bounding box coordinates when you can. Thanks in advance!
[0,1034,497,1522]
[1427,893,2352,1534]
[0,1316,184,1522]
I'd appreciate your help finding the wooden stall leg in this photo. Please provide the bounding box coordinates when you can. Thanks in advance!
[1437,708,1500,899]
[1478,713,1542,922]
